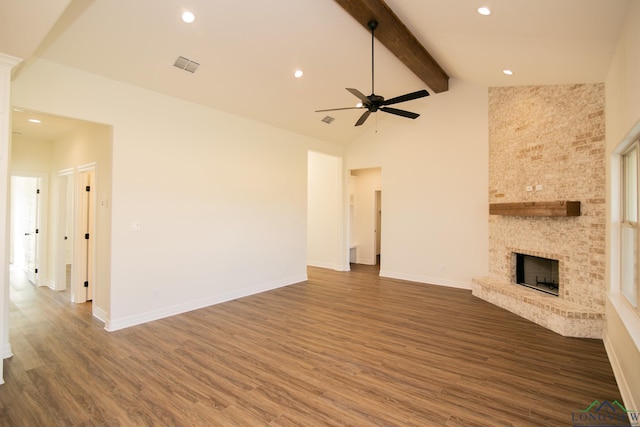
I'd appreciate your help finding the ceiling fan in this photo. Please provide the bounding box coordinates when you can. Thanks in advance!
[316,20,429,127]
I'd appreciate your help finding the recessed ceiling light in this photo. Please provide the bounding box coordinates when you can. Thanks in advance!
[477,7,491,16]
[294,69,303,78]
[503,69,514,75]
[182,11,195,23]
[28,118,41,124]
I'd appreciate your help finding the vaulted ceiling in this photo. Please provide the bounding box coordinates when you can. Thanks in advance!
[2,0,631,145]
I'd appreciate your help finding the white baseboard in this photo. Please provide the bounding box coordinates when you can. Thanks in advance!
[379,270,472,290]
[105,274,308,332]
[307,261,349,271]
[2,343,13,359]
[47,279,66,291]
[604,332,639,419]
[307,260,337,270]
[93,306,108,324]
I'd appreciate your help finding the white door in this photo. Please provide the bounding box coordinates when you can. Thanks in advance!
[25,179,39,283]
[14,176,41,284]
[78,170,95,301]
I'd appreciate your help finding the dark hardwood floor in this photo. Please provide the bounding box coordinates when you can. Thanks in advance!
[1,264,627,426]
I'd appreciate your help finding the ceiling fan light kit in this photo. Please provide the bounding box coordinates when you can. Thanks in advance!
[316,20,429,126]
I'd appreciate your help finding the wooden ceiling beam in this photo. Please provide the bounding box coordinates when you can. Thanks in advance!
[333,0,449,93]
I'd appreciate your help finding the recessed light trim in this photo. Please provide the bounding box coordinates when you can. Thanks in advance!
[503,69,514,75]
[294,69,303,78]
[182,11,195,23]
[477,7,491,16]
[28,118,41,124]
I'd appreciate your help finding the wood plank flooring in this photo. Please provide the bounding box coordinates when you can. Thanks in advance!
[1,264,627,426]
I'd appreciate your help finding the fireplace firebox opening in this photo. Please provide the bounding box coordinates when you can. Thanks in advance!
[515,253,559,296]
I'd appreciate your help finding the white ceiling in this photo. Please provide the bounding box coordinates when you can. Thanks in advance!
[11,109,85,142]
[2,0,631,145]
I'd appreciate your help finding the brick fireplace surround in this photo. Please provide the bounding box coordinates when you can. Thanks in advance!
[472,84,606,339]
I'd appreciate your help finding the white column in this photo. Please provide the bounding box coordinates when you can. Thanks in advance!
[0,53,22,385]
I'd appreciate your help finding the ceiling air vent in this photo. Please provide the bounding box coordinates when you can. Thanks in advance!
[321,116,335,124]
[173,56,200,73]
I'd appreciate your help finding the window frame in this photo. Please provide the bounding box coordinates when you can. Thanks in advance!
[621,139,640,309]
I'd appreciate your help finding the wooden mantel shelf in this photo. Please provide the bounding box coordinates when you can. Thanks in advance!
[489,201,581,217]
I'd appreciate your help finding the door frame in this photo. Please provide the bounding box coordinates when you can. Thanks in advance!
[55,169,74,292]
[347,167,382,266]
[374,189,382,264]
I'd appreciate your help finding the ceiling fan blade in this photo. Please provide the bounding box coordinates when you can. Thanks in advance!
[355,110,371,126]
[382,90,429,106]
[346,88,369,104]
[380,107,420,119]
[315,107,363,112]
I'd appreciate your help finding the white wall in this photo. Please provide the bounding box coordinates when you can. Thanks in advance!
[604,0,640,411]
[11,137,51,171]
[307,151,346,270]
[11,58,342,330]
[345,78,489,288]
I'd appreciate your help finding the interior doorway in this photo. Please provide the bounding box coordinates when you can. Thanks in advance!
[10,174,47,285]
[349,167,381,267]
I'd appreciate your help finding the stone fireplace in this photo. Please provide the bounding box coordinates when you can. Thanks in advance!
[472,84,606,339]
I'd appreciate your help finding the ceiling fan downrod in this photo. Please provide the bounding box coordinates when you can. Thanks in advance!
[368,20,378,95]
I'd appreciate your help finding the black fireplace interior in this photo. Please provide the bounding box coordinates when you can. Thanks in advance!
[515,254,559,296]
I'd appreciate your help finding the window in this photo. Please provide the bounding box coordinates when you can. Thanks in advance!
[621,140,639,307]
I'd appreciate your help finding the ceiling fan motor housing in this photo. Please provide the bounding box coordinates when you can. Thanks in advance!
[367,94,385,111]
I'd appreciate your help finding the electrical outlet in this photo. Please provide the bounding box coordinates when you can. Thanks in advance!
[526,185,533,192]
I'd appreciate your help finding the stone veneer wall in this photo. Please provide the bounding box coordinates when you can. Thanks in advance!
[487,84,606,312]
